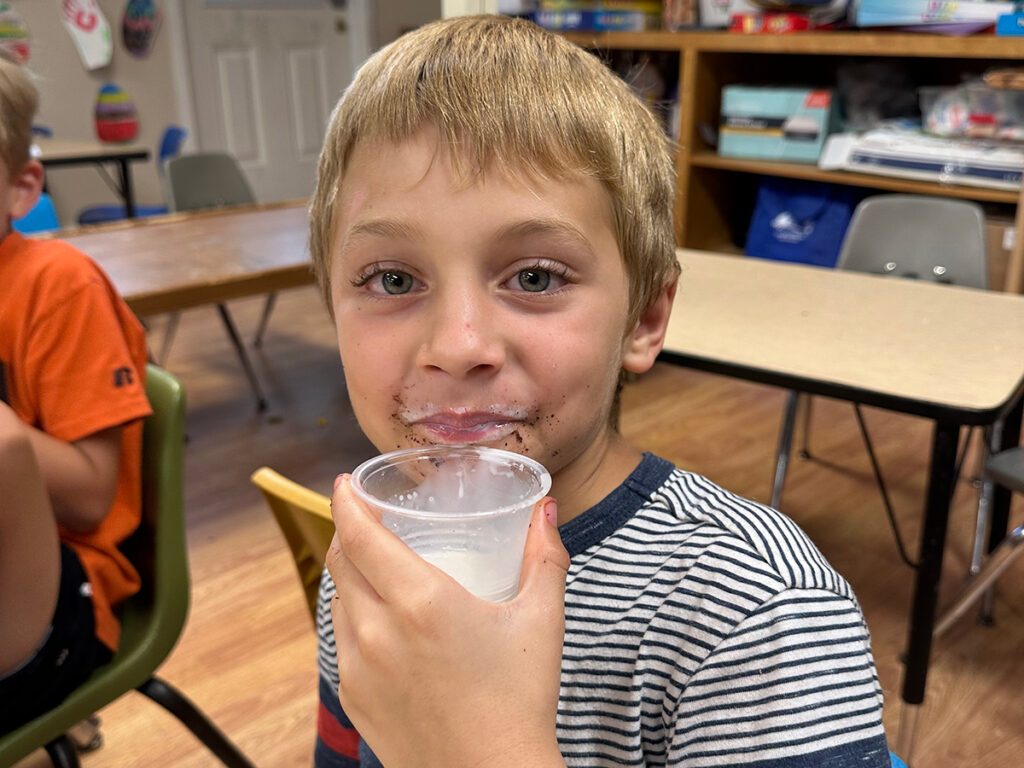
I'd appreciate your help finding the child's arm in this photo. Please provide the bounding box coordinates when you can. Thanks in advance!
[17,415,122,533]
[327,476,570,768]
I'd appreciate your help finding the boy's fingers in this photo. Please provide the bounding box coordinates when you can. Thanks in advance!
[330,475,430,602]
[517,497,570,605]
[326,533,382,618]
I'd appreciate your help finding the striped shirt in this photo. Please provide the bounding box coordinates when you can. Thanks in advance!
[316,453,890,767]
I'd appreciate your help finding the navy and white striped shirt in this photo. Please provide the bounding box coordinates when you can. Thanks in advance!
[316,453,890,767]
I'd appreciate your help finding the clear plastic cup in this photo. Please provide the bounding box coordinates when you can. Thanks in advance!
[350,446,552,602]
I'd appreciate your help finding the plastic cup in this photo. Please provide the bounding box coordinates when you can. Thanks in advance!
[350,445,551,602]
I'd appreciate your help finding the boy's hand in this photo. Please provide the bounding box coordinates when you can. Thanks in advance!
[327,475,570,768]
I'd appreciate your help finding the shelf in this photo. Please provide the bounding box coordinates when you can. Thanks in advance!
[689,152,1021,204]
[562,30,1024,60]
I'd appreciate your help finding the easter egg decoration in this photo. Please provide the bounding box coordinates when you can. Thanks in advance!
[122,0,161,58]
[94,82,139,143]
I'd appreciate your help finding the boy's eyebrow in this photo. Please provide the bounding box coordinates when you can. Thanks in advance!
[494,218,595,250]
[339,218,424,254]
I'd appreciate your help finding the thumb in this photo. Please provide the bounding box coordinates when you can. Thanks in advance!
[517,497,570,602]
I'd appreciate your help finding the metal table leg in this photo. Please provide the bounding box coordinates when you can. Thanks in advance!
[896,420,959,764]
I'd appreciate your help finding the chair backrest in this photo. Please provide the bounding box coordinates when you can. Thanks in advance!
[0,364,187,764]
[837,194,988,289]
[157,125,189,169]
[12,192,59,234]
[166,152,256,212]
[251,467,334,620]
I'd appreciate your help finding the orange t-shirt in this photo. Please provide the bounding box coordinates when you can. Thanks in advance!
[0,232,152,652]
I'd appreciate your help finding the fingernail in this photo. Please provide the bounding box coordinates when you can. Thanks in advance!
[543,498,558,527]
[334,474,346,491]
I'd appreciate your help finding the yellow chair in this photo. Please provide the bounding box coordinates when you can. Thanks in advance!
[250,467,335,621]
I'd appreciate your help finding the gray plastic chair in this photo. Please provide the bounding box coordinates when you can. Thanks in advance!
[163,153,273,410]
[935,446,1024,637]
[770,195,989,565]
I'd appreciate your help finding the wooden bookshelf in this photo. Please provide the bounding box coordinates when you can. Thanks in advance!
[561,30,1024,252]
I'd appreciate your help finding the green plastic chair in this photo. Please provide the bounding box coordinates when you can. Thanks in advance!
[0,365,255,768]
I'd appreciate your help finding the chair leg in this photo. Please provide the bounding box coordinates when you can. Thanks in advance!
[138,676,256,768]
[934,523,1024,638]
[969,425,997,576]
[252,292,277,348]
[216,303,268,411]
[44,735,81,768]
[158,312,182,366]
[797,394,813,459]
[769,391,800,510]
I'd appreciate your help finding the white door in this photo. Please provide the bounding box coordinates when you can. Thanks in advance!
[180,0,370,202]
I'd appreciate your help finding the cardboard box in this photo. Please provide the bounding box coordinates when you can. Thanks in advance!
[719,86,836,164]
[985,215,1017,291]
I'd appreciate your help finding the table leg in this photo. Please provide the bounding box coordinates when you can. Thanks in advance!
[118,159,137,218]
[895,421,959,764]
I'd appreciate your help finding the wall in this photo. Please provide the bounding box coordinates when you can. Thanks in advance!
[14,0,439,226]
[13,0,181,225]
[374,0,441,49]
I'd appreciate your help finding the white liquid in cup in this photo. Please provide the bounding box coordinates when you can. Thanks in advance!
[351,446,550,602]
[418,550,520,602]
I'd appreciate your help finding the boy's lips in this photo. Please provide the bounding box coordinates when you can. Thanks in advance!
[403,408,528,444]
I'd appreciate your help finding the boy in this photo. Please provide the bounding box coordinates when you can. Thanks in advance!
[313,15,890,768]
[0,54,151,732]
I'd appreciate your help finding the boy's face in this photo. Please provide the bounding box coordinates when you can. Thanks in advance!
[329,128,663,508]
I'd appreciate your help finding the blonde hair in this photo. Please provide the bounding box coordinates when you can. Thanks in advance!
[309,14,678,329]
[0,52,38,175]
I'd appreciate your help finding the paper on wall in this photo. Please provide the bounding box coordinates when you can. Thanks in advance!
[60,0,112,70]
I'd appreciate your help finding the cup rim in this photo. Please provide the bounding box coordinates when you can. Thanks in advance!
[349,445,552,520]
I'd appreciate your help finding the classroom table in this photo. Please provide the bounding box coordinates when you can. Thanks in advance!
[663,249,1024,762]
[34,137,151,218]
[58,200,314,409]
[58,200,314,316]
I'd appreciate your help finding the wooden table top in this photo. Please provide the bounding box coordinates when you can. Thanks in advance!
[58,200,315,316]
[34,137,150,164]
[665,250,1024,420]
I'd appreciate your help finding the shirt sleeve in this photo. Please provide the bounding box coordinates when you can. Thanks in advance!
[315,567,381,768]
[669,588,891,768]
[23,270,150,442]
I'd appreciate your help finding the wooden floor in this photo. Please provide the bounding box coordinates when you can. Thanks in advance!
[15,285,1024,768]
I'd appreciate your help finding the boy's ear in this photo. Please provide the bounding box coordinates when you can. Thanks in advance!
[7,159,43,222]
[621,277,678,375]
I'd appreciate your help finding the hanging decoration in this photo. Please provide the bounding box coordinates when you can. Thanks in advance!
[0,3,30,63]
[60,0,113,70]
[122,0,161,58]
[94,82,139,143]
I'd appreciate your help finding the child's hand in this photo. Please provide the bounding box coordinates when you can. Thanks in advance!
[326,475,570,768]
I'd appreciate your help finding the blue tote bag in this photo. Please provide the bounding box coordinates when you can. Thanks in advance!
[744,177,865,268]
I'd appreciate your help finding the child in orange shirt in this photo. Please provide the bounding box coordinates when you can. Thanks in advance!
[0,54,151,733]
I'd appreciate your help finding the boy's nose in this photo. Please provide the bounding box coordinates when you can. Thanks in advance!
[416,290,505,378]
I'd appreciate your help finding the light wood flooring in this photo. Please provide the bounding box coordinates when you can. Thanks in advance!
[14,285,1024,768]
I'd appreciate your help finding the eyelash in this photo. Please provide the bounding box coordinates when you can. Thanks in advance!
[518,259,571,284]
[350,263,407,288]
[349,260,574,290]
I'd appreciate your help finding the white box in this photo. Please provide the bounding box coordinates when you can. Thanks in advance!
[699,0,762,27]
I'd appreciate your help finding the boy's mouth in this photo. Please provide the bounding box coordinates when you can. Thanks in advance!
[401,407,528,444]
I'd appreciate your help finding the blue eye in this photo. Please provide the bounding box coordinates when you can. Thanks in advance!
[517,269,551,292]
[380,271,414,295]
